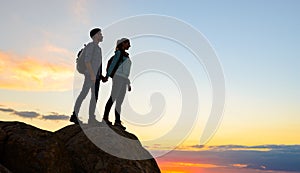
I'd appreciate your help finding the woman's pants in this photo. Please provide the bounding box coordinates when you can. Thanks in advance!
[103,75,127,123]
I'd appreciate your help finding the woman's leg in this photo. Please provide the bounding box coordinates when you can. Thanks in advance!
[103,76,122,120]
[103,97,113,120]
[115,79,127,123]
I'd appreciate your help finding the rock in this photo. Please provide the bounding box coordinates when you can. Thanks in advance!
[0,121,161,173]
[55,124,160,173]
[0,163,12,173]
[0,121,73,173]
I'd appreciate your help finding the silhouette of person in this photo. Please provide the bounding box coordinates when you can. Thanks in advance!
[70,28,107,125]
[102,38,131,130]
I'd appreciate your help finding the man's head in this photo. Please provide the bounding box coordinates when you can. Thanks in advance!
[90,28,103,42]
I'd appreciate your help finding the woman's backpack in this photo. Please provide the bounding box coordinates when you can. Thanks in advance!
[106,53,123,78]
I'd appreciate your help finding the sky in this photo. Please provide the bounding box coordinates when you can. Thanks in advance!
[0,0,300,172]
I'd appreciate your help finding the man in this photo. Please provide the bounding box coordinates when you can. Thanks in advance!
[70,28,107,125]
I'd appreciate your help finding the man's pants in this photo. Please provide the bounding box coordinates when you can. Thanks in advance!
[74,74,100,120]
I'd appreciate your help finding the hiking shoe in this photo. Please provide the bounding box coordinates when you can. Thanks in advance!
[102,118,112,126]
[114,122,126,130]
[70,114,83,125]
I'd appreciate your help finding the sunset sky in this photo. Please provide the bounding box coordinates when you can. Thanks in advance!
[1,1,300,172]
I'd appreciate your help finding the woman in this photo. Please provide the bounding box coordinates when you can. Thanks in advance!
[102,38,131,130]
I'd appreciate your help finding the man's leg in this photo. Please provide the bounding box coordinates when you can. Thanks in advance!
[88,76,101,122]
[71,75,92,124]
[95,77,101,101]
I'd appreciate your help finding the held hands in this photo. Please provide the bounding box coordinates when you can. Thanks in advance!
[98,74,130,91]
[101,75,108,83]
[128,84,131,92]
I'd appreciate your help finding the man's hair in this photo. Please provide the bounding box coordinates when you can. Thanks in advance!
[90,28,101,38]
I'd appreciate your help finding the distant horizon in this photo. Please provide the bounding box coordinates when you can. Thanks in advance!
[1,107,299,148]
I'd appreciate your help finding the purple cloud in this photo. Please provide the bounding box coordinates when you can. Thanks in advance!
[42,114,69,120]
[0,106,69,121]
[0,108,15,113]
[14,111,40,118]
[158,145,300,172]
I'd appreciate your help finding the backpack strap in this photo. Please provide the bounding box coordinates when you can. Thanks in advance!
[107,50,123,77]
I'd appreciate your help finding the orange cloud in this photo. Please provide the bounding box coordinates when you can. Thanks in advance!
[0,50,75,91]
[159,161,220,173]
[176,162,221,168]
[44,44,74,58]
[231,164,248,168]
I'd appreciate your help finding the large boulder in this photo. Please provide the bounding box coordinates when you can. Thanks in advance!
[55,124,160,173]
[0,121,161,173]
[0,163,12,173]
[0,121,73,173]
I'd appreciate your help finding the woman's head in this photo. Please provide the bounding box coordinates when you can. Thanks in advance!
[116,38,130,51]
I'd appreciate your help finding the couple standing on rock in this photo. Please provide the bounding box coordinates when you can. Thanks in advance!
[70,28,131,130]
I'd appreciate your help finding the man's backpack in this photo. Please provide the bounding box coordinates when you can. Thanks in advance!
[76,44,86,74]
[106,52,124,78]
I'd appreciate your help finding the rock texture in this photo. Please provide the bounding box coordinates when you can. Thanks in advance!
[0,121,161,173]
[0,163,12,173]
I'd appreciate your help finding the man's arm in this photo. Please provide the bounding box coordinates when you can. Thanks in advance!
[99,63,108,82]
[84,43,96,81]
[85,62,96,81]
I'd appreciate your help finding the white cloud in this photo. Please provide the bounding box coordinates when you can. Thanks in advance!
[72,0,90,25]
